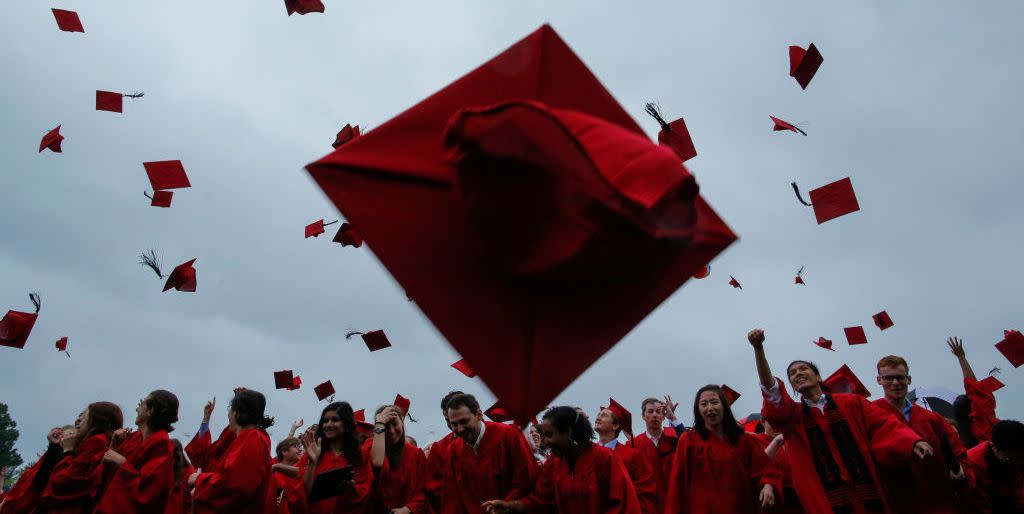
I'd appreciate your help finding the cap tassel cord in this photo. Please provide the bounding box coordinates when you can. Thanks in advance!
[643,102,671,131]
[791,182,813,206]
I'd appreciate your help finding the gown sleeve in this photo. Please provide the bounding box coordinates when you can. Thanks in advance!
[43,434,109,503]
[192,431,269,510]
[964,377,998,443]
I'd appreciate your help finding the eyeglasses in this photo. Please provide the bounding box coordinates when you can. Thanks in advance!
[879,375,909,383]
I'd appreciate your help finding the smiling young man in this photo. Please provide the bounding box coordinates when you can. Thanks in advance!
[630,396,685,513]
[748,329,933,514]
[873,355,969,514]
[594,404,657,514]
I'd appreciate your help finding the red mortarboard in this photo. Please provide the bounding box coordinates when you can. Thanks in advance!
[721,384,741,405]
[824,364,871,398]
[872,311,894,331]
[162,259,198,293]
[148,190,173,208]
[792,177,861,225]
[394,394,411,417]
[289,375,302,390]
[345,330,392,352]
[52,9,84,33]
[314,380,335,401]
[332,223,363,247]
[644,103,696,163]
[814,337,835,351]
[305,219,337,239]
[332,124,360,149]
[770,116,806,136]
[693,265,710,279]
[995,330,1024,368]
[729,276,742,289]
[605,397,633,438]
[274,370,295,390]
[484,401,515,423]
[144,161,191,191]
[0,294,41,350]
[353,409,375,434]
[284,0,325,16]
[451,358,476,378]
[56,336,68,352]
[789,43,823,90]
[978,375,1005,394]
[844,326,868,345]
[96,91,123,113]
[795,265,805,285]
[305,25,736,425]
[39,125,64,153]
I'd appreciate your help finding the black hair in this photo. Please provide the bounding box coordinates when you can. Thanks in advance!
[542,406,595,448]
[230,389,275,430]
[952,395,978,449]
[315,402,361,465]
[81,402,124,442]
[145,390,179,432]
[991,420,1024,457]
[786,360,826,391]
[445,393,480,414]
[986,420,1024,513]
[171,439,187,485]
[375,404,407,469]
[441,390,465,411]
[692,385,742,445]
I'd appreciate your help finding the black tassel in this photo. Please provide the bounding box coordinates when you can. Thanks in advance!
[791,182,813,206]
[139,250,164,278]
[797,265,805,276]
[345,331,365,340]
[323,220,339,228]
[989,367,1002,376]
[29,292,41,313]
[144,191,153,200]
[124,91,145,99]
[644,102,671,131]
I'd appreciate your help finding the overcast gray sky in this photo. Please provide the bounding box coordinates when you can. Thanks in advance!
[2,1,1022,461]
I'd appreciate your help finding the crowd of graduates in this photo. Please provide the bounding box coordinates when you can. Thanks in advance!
[0,332,1021,514]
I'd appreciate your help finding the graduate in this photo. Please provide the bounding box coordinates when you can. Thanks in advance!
[751,420,803,514]
[629,397,683,512]
[482,406,640,514]
[297,401,373,514]
[664,385,777,514]
[364,404,427,514]
[271,437,303,514]
[593,404,657,514]
[185,397,237,472]
[93,389,179,514]
[425,390,464,514]
[747,329,933,514]
[167,440,194,514]
[964,420,1024,514]
[189,389,275,514]
[443,393,536,514]
[40,402,123,514]
[873,354,970,513]
[948,337,999,448]
[0,426,73,514]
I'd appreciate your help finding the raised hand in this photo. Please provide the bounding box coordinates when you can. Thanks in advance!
[302,430,321,464]
[663,395,678,421]
[60,427,79,452]
[47,427,63,445]
[110,428,133,448]
[947,337,966,357]
[748,329,765,348]
[202,397,216,424]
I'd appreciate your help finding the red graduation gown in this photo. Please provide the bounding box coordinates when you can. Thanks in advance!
[0,455,47,514]
[39,434,110,514]
[872,399,970,514]
[426,433,457,514]
[192,428,273,514]
[963,377,998,444]
[361,439,427,513]
[167,465,195,514]
[664,430,776,514]
[609,443,657,514]
[273,467,304,514]
[963,441,1024,514]
[296,447,373,514]
[761,378,922,514]
[445,421,537,514]
[93,430,176,514]
[751,433,801,514]
[629,427,677,513]
[185,426,236,471]
[520,443,639,514]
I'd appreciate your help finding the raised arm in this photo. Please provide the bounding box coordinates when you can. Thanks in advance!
[288,419,304,439]
[749,329,774,389]
[947,337,976,381]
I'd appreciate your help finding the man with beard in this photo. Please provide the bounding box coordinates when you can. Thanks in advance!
[426,390,463,513]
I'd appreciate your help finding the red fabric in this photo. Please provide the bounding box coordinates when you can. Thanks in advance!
[95,91,123,113]
[0,309,38,349]
[306,25,735,425]
[728,276,742,289]
[332,224,362,247]
[824,363,872,398]
[770,115,802,134]
[872,311,894,330]
[963,377,999,444]
[332,125,360,149]
[520,443,639,514]
[39,125,64,153]
[284,0,325,16]
[162,259,197,292]
[445,421,537,514]
[361,331,391,352]
[167,465,195,514]
[964,441,1024,514]
[844,326,869,346]
[664,431,776,514]
[814,337,836,351]
[809,177,861,225]
[425,434,456,514]
[305,220,327,239]
[40,434,110,514]
[0,457,45,514]
[55,337,68,352]
[51,9,84,32]
[657,118,697,163]
[360,439,427,512]
[760,378,922,514]
[872,399,970,514]
[995,329,1024,368]
[752,433,801,514]
[296,448,373,514]
[789,43,823,89]
[450,359,476,378]
[630,429,678,513]
[273,468,302,514]
[187,426,237,472]
[192,428,273,514]
[94,430,176,514]
[143,160,191,191]
[611,444,656,514]
[150,190,173,208]
[314,381,335,401]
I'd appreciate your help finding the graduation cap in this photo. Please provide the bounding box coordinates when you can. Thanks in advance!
[285,0,325,15]
[144,160,191,191]
[39,125,64,153]
[770,116,806,136]
[139,250,198,293]
[693,265,710,279]
[332,223,363,247]
[729,276,742,289]
[353,409,375,435]
[305,25,736,426]
[484,401,514,423]
[55,337,71,358]
[146,190,173,208]
[95,90,143,113]
[844,326,868,345]
[795,266,805,285]
[978,375,1005,394]
[394,394,416,421]
[274,370,295,390]
[451,358,476,378]
[332,124,360,149]
[814,337,835,351]
[289,375,302,390]
[789,43,823,90]
[643,103,696,163]
[721,384,741,405]
[873,311,894,331]
[314,381,335,401]
[305,219,337,239]
[824,364,871,398]
[604,397,633,439]
[51,9,84,33]
[0,293,41,350]
[995,330,1024,368]
[345,330,392,352]
[791,177,861,224]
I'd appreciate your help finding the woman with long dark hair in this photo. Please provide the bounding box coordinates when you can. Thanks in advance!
[297,401,372,513]
[364,404,427,514]
[948,337,999,448]
[665,385,777,514]
[190,388,275,513]
[39,402,123,514]
[482,406,640,514]
[93,389,179,514]
[166,439,194,514]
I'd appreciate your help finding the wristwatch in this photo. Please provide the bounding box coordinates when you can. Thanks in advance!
[374,423,386,434]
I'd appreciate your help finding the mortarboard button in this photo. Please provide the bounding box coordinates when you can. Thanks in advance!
[52,9,84,33]
[451,359,476,378]
[39,125,64,153]
[332,223,363,247]
[872,311,894,331]
[824,364,871,397]
[995,330,1024,368]
[789,43,823,90]
[792,177,861,225]
[844,326,868,345]
[770,116,806,136]
[332,124,360,148]
[644,103,696,163]
[345,330,392,352]
[274,370,295,390]
[814,337,835,351]
[0,293,41,350]
[721,384,741,405]
[729,275,742,289]
[314,380,335,401]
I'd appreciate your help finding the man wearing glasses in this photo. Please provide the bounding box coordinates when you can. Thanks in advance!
[874,355,970,514]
